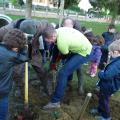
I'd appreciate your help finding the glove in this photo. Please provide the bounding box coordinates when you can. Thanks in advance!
[56,54,62,63]
[50,63,57,71]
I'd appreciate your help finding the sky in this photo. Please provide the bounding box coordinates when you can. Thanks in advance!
[78,0,93,11]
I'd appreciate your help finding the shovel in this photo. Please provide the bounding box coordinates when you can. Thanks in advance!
[14,62,38,120]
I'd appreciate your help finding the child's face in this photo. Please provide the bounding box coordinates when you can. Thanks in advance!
[45,32,57,44]
[12,48,18,52]
[108,28,116,33]
[110,51,120,58]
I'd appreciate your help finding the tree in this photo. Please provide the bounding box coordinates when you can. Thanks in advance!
[25,0,32,18]
[18,0,24,6]
[89,0,120,24]
[64,0,79,9]
[59,0,65,27]
[57,0,80,9]
[11,0,24,6]
[11,0,18,6]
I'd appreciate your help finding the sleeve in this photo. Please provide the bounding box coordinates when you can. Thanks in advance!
[59,47,69,55]
[10,48,29,65]
[98,61,119,81]
[92,48,102,62]
[57,42,69,55]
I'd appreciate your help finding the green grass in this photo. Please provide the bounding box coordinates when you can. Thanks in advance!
[80,21,120,35]
[7,14,120,35]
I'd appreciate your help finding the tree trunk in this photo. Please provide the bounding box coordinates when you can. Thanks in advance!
[45,0,49,18]
[25,0,32,19]
[111,15,116,25]
[59,0,65,27]
[3,0,6,12]
[110,1,118,25]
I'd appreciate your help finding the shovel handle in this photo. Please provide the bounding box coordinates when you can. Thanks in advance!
[25,62,28,106]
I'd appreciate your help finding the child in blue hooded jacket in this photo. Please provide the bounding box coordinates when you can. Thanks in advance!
[0,29,28,120]
[91,39,120,120]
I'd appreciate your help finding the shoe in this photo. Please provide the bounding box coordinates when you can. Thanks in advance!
[95,115,111,120]
[90,108,99,115]
[43,102,60,110]
[86,71,90,74]
[90,74,96,77]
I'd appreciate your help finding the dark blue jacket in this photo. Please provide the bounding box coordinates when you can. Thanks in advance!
[0,44,28,97]
[102,32,114,49]
[98,56,120,95]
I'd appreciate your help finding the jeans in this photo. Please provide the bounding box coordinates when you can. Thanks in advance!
[51,54,89,103]
[63,54,84,90]
[67,67,84,90]
[98,93,111,118]
[0,96,8,120]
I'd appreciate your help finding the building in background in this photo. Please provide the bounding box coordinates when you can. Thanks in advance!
[32,0,54,6]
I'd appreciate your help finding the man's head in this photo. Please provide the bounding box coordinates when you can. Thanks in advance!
[3,29,27,51]
[43,26,57,44]
[109,40,120,58]
[62,18,74,28]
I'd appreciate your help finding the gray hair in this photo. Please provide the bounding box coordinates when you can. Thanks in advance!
[109,39,120,52]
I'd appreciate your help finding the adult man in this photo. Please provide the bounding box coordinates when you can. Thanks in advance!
[43,27,92,109]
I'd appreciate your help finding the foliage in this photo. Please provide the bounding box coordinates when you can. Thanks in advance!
[67,5,80,12]
[89,0,120,24]
[57,0,80,9]
[64,0,79,9]
[11,0,24,6]
[18,0,24,6]
[89,0,120,16]
[11,0,17,6]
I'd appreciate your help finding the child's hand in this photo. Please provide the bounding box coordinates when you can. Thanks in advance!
[12,48,18,52]
[103,62,107,66]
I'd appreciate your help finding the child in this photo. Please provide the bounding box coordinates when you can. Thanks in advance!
[0,29,28,120]
[99,24,116,70]
[91,39,120,120]
[88,35,104,77]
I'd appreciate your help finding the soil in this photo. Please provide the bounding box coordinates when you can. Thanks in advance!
[9,84,120,120]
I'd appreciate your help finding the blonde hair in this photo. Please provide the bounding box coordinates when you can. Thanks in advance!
[109,40,120,52]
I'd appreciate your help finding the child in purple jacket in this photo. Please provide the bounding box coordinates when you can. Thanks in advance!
[88,36,104,77]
